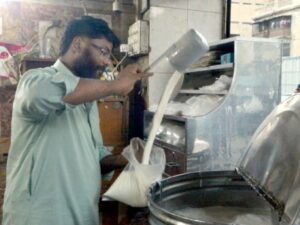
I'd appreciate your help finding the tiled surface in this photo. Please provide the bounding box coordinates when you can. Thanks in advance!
[188,10,222,42]
[147,2,223,105]
[148,72,173,106]
[149,6,188,72]
[150,0,188,9]
[188,0,223,13]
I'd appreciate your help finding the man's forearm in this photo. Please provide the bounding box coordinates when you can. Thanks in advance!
[100,154,128,174]
[64,63,142,105]
[64,79,124,105]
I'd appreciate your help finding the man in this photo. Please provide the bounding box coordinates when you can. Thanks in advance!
[2,16,143,225]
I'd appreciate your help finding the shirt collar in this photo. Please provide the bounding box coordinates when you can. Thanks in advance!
[52,59,77,78]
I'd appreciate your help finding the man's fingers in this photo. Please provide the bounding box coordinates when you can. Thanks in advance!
[140,72,154,78]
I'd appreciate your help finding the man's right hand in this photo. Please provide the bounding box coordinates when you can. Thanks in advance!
[64,63,150,105]
[114,63,142,96]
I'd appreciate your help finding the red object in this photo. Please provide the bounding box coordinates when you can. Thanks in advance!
[0,42,28,55]
[0,51,9,59]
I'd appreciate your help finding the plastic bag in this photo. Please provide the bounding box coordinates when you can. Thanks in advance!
[103,137,166,207]
[198,74,232,93]
[181,95,224,116]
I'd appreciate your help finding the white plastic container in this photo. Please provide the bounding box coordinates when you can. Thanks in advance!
[146,29,209,74]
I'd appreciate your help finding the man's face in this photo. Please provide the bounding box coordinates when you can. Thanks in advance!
[73,37,113,79]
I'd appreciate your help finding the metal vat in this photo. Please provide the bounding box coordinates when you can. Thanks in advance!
[148,171,282,225]
[148,95,300,225]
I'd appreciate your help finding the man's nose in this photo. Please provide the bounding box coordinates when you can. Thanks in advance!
[101,57,111,67]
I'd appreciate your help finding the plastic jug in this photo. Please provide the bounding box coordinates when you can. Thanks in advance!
[145,29,209,74]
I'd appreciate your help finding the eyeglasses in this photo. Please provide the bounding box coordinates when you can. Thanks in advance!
[90,43,111,60]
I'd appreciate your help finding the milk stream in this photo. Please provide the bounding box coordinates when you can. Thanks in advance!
[142,71,183,164]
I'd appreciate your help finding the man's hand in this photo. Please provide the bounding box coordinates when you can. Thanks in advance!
[64,63,152,105]
[100,154,128,174]
[114,63,141,96]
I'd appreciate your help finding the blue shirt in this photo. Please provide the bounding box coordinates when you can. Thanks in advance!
[2,60,110,225]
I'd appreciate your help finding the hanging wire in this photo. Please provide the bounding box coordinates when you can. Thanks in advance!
[111,52,128,76]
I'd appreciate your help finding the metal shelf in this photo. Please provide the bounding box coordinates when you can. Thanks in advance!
[185,63,233,74]
[144,110,187,122]
[179,90,228,95]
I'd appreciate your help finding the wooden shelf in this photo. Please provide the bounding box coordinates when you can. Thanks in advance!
[22,57,56,62]
[21,57,56,73]
[98,96,127,102]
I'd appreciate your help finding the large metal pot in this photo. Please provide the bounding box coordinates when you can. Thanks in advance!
[148,170,282,225]
[148,95,300,225]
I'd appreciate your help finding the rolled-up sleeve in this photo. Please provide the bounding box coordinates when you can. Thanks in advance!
[15,68,80,120]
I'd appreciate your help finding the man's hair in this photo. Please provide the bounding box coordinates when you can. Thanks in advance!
[59,16,120,56]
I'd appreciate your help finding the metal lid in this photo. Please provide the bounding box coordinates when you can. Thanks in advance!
[238,94,300,224]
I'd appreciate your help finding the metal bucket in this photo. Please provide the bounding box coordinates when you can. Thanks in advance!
[148,171,286,225]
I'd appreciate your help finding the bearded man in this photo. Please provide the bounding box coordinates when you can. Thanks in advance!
[2,16,142,225]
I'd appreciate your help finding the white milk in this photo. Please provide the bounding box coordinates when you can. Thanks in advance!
[104,72,181,206]
[104,29,209,206]
[104,171,151,207]
[103,141,165,207]
[174,206,273,225]
[142,71,183,164]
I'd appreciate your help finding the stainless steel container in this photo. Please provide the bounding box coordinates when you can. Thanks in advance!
[148,95,300,225]
[148,171,282,225]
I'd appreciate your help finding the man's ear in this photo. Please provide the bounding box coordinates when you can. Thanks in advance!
[71,37,87,54]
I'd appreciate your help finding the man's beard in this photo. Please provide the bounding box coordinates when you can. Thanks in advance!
[72,48,106,79]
